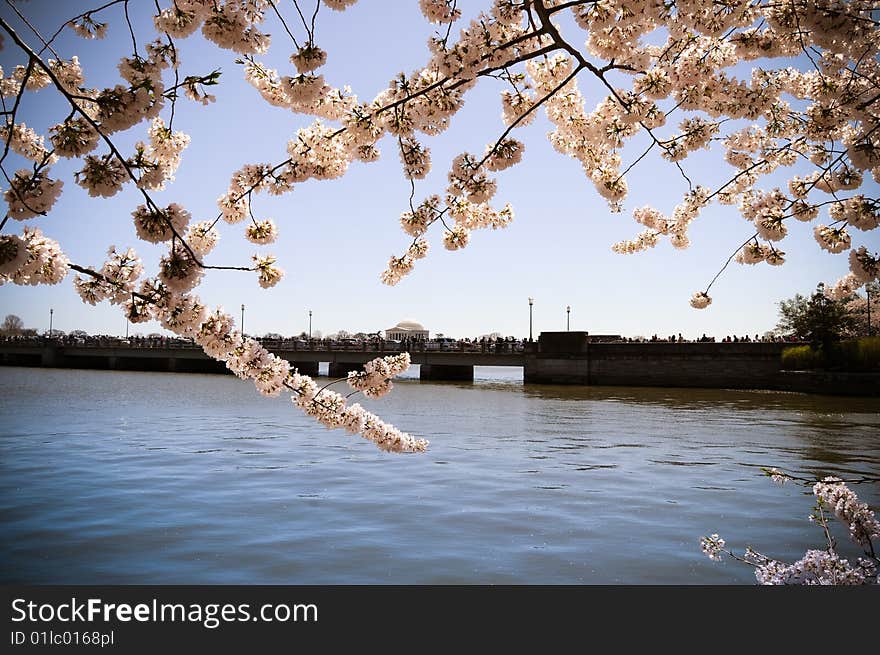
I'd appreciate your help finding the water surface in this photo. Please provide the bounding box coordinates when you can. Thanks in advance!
[1,366,877,584]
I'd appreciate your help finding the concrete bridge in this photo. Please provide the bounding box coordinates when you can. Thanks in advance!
[0,337,527,381]
[1,332,876,395]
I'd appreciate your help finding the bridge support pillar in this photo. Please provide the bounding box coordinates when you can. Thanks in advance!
[523,357,590,385]
[41,343,59,367]
[290,361,319,376]
[107,356,118,370]
[419,364,473,382]
[327,362,359,378]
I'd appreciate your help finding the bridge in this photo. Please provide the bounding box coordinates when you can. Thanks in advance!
[2,332,876,395]
[1,332,875,395]
[0,336,528,381]
[2,331,832,389]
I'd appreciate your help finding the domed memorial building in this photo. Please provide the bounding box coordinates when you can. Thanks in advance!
[385,320,429,341]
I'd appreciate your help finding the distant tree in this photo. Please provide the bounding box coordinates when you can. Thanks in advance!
[775,294,808,334]
[844,281,880,338]
[775,284,857,348]
[1,314,24,336]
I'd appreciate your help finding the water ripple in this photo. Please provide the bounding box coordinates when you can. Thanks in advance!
[1,366,877,585]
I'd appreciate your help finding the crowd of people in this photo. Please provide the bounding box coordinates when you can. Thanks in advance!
[629,333,807,343]
[1,332,808,349]
[0,333,194,347]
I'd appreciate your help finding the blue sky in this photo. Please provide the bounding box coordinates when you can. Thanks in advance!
[1,0,878,339]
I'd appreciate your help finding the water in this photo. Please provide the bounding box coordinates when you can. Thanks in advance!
[1,365,878,584]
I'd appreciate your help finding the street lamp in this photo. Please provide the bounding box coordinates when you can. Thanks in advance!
[868,285,873,337]
[528,297,534,342]
[49,308,53,337]
[308,310,312,340]
[566,305,571,331]
[241,304,245,336]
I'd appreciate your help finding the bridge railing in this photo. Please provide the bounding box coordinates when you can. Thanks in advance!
[0,336,530,355]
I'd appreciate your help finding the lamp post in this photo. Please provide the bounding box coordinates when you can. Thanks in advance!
[868,285,873,337]
[566,305,571,331]
[308,310,312,340]
[49,308,53,338]
[528,297,534,342]
[241,304,245,336]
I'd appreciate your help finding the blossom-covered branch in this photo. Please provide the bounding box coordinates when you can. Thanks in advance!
[701,468,879,585]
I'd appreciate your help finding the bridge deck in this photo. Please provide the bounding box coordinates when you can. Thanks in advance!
[0,342,528,367]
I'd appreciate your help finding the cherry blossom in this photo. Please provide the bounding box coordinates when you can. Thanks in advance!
[703,472,879,585]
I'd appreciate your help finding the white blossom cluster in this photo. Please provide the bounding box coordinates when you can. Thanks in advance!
[399,196,441,238]
[824,273,861,301]
[419,0,460,25]
[703,474,879,585]
[346,353,412,399]
[751,549,876,585]
[765,467,789,485]
[201,1,271,55]
[49,118,100,158]
[68,15,107,40]
[383,192,513,284]
[159,292,207,337]
[159,248,203,293]
[813,225,850,254]
[48,56,86,93]
[245,219,277,245]
[0,234,29,276]
[0,122,55,165]
[4,169,63,219]
[848,247,880,286]
[323,0,358,11]
[689,291,712,309]
[75,155,127,198]
[291,44,327,74]
[813,477,880,549]
[614,188,709,293]
[251,253,284,289]
[0,227,68,286]
[0,64,49,97]
[734,241,785,266]
[74,246,143,305]
[186,221,221,255]
[135,117,191,190]
[132,203,190,244]
[699,534,725,561]
[91,82,162,135]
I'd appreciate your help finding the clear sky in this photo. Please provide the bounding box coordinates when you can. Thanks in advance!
[2,0,878,340]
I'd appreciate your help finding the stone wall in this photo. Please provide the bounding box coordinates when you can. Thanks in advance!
[524,340,879,395]
[588,342,787,388]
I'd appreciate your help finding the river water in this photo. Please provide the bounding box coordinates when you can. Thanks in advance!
[0,365,877,584]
